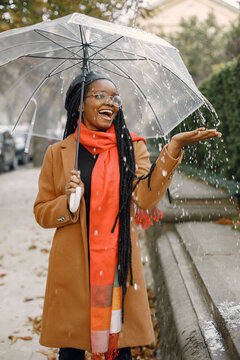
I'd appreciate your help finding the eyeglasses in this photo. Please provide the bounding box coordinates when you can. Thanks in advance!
[85,93,122,107]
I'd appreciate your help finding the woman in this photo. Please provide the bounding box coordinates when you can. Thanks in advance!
[34,71,221,360]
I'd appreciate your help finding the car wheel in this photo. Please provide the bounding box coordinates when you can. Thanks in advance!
[21,152,29,165]
[10,156,18,171]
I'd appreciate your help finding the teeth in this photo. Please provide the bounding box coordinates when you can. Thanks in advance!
[99,110,113,115]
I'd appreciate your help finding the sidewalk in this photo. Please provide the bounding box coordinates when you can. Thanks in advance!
[0,167,55,359]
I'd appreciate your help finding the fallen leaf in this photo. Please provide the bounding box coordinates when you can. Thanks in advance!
[27,316,42,335]
[0,273,7,278]
[28,245,37,250]
[41,248,49,253]
[8,335,17,344]
[24,297,34,302]
[18,336,33,341]
[37,348,58,359]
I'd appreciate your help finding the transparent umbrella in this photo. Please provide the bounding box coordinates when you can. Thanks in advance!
[0,12,210,147]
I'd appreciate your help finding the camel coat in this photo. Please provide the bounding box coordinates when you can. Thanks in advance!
[34,134,182,351]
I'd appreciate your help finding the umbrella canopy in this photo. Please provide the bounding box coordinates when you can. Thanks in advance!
[0,12,206,141]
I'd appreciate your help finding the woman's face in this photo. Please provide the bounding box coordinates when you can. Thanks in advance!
[82,79,119,131]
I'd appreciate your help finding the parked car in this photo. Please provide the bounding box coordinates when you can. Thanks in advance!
[0,126,17,172]
[12,130,33,165]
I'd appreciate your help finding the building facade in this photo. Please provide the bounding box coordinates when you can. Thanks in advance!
[137,0,239,34]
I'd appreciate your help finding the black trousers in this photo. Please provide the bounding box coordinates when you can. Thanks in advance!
[59,347,132,360]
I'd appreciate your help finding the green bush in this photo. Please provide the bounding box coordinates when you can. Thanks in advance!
[201,55,240,181]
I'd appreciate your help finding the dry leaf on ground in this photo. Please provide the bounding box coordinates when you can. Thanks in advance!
[8,335,33,344]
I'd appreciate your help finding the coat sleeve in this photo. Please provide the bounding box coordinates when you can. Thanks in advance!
[33,145,80,229]
[132,140,183,210]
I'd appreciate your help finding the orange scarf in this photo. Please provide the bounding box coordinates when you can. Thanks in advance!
[75,123,144,359]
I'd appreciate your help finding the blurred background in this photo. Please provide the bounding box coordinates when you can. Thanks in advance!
[0,2,240,360]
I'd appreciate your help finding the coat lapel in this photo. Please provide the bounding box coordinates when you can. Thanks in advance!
[60,134,76,181]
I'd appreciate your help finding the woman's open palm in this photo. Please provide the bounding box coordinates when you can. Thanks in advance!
[171,127,222,148]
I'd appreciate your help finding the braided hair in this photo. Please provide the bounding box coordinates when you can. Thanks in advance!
[64,73,139,322]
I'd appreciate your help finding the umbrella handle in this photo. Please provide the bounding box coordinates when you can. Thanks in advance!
[69,186,82,213]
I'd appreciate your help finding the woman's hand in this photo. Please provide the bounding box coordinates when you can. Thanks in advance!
[167,127,222,158]
[65,170,84,210]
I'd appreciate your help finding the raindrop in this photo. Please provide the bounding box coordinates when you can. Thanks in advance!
[134,283,139,290]
[94,230,98,236]
[93,134,95,138]
[55,289,58,295]
[99,270,103,276]
[160,156,165,163]
[98,206,102,211]
[123,156,127,162]
[68,331,71,337]
[93,147,96,152]
[162,170,167,177]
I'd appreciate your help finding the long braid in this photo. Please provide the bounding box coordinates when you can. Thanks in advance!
[113,108,136,321]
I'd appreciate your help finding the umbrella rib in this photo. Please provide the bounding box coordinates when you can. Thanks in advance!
[26,55,84,60]
[48,60,82,78]
[87,59,129,79]
[34,29,82,59]
[88,36,124,59]
[34,28,82,45]
[89,44,148,60]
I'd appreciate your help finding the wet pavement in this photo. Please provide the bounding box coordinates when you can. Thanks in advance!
[0,167,55,359]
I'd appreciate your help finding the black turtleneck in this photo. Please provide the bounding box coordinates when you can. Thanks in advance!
[78,143,98,236]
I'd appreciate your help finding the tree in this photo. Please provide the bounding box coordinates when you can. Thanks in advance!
[163,13,226,84]
[224,19,240,60]
[0,0,138,32]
